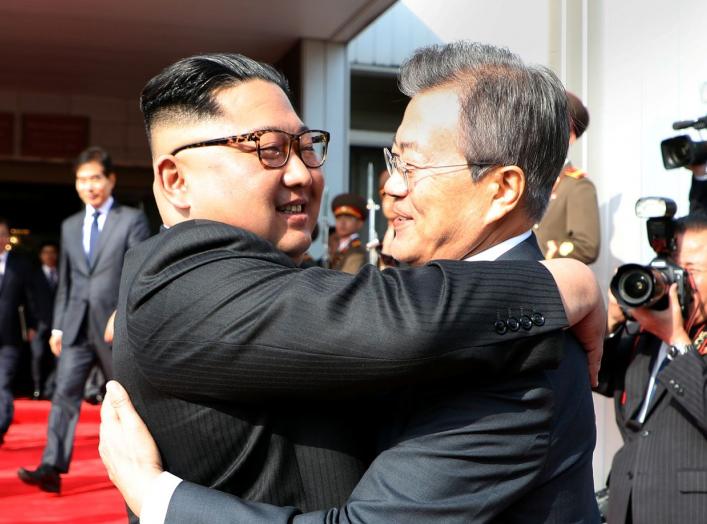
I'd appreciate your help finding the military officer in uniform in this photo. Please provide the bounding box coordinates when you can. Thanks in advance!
[330,193,367,273]
[535,91,600,264]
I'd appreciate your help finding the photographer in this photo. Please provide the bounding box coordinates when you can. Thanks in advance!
[596,214,707,524]
[689,163,707,215]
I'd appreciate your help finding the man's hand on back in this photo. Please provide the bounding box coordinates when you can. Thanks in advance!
[99,380,164,517]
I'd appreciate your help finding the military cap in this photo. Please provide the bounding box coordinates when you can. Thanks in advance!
[332,193,367,221]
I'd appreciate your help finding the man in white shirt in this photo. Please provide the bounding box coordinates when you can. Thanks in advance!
[18,147,150,493]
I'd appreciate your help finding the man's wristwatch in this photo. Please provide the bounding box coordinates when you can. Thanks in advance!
[668,342,696,360]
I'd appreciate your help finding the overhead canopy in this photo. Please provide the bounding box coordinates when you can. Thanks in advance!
[0,0,396,98]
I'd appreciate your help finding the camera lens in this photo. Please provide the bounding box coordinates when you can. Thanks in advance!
[619,271,653,303]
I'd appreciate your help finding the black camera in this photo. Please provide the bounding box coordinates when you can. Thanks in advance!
[610,197,692,317]
[661,115,707,169]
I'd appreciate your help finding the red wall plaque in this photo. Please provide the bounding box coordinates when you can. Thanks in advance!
[0,113,13,155]
[21,114,89,158]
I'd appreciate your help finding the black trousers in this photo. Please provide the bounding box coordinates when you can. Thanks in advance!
[0,344,21,437]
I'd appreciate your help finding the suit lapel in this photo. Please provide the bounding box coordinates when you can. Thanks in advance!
[69,212,90,274]
[623,337,662,420]
[91,203,120,269]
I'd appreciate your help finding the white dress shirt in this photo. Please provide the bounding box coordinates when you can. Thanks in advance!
[82,196,114,255]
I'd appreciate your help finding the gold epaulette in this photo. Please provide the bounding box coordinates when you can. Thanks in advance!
[564,167,586,180]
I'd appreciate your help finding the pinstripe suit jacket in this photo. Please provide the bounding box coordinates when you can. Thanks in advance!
[112,220,571,522]
[597,328,707,524]
[162,233,599,524]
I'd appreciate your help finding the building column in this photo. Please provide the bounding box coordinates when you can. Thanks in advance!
[300,39,350,258]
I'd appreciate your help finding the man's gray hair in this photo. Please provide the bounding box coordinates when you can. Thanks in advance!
[399,42,569,221]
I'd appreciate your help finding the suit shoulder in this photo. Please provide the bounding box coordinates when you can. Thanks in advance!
[63,210,84,226]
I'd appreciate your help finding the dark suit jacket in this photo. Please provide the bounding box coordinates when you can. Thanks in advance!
[53,202,150,346]
[689,177,707,215]
[112,221,571,522]
[32,267,57,338]
[162,233,599,524]
[596,327,707,524]
[0,251,36,347]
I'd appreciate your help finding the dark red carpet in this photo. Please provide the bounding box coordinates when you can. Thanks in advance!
[0,399,126,523]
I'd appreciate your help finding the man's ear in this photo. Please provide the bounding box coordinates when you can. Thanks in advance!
[485,165,525,223]
[154,155,190,210]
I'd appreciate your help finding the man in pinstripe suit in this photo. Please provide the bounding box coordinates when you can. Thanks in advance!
[597,214,707,524]
[101,44,604,523]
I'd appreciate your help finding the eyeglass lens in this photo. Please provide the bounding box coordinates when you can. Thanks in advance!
[258,131,327,168]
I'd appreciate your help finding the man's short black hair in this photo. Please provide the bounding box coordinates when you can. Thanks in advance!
[140,53,291,145]
[74,146,113,175]
[676,213,707,234]
[39,241,59,251]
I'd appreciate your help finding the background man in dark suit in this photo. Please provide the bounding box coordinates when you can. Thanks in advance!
[596,214,707,524]
[99,45,603,523]
[29,241,59,400]
[17,147,150,493]
[0,217,37,446]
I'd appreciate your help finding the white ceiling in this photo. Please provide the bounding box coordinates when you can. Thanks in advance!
[0,0,396,98]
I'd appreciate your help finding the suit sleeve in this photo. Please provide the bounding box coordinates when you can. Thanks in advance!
[52,223,71,332]
[556,178,600,264]
[126,225,568,402]
[657,350,707,433]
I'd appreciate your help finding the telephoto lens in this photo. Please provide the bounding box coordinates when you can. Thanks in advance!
[610,264,670,309]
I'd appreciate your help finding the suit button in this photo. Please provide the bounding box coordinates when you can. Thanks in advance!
[669,379,675,385]
[628,472,633,480]
[531,312,545,326]
[677,387,684,396]
[519,315,533,330]
[507,317,520,332]
[494,320,508,335]
[641,430,650,437]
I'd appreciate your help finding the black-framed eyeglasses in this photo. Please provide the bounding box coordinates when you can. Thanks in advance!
[383,147,496,192]
[171,129,330,169]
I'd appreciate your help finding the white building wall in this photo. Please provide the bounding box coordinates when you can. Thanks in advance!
[301,39,350,258]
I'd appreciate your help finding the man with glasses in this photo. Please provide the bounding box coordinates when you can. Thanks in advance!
[100,50,603,522]
[18,147,150,493]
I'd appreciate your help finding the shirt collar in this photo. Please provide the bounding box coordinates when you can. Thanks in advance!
[464,230,532,262]
[85,196,114,218]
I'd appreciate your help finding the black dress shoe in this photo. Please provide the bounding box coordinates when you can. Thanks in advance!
[17,465,61,493]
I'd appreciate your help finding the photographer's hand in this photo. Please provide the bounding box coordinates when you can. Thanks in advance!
[628,284,691,346]
[607,290,626,333]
